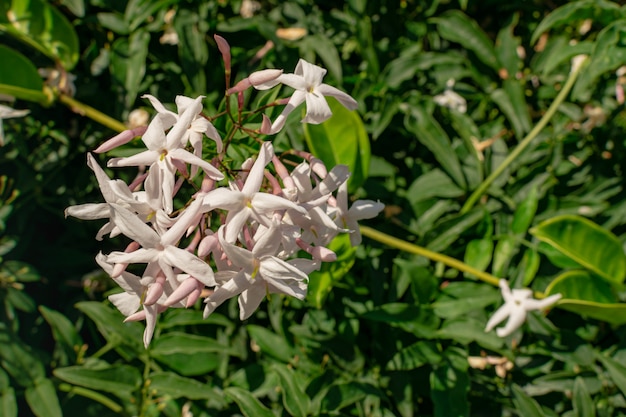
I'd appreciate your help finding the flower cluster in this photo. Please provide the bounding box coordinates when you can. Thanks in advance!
[66,36,384,347]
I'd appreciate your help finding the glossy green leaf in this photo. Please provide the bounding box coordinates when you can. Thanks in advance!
[149,372,217,400]
[25,378,62,417]
[247,325,296,363]
[53,365,141,394]
[430,347,470,417]
[224,387,275,417]
[307,233,356,308]
[404,106,466,189]
[434,10,499,71]
[0,0,79,69]
[304,97,370,192]
[530,215,626,284]
[520,248,541,286]
[0,46,48,104]
[386,340,442,371]
[273,365,309,417]
[511,384,546,417]
[573,377,595,417]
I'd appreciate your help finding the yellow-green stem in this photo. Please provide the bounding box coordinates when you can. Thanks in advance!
[460,57,588,214]
[360,225,500,286]
[59,94,127,133]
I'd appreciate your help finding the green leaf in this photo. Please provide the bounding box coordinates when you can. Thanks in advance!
[302,34,343,82]
[512,186,539,235]
[39,306,82,365]
[0,327,45,387]
[307,233,356,308]
[0,0,79,69]
[404,106,466,189]
[25,378,62,417]
[464,238,493,278]
[0,369,17,417]
[430,347,470,417]
[110,29,150,111]
[573,377,595,417]
[174,9,208,95]
[304,97,370,192]
[384,52,464,89]
[492,236,517,278]
[434,10,499,71]
[433,282,501,319]
[150,332,231,376]
[149,372,217,400]
[224,387,274,417]
[386,340,442,371]
[75,301,143,355]
[491,80,531,137]
[595,352,626,399]
[272,365,309,417]
[520,248,541,286]
[530,215,626,284]
[247,325,296,363]
[53,365,141,394]
[511,384,546,417]
[0,46,48,104]
[59,0,85,17]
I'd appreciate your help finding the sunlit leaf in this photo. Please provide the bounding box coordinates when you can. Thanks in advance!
[224,387,274,417]
[530,215,626,284]
[0,46,48,104]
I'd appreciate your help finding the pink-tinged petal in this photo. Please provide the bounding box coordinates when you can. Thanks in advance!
[290,162,312,195]
[316,84,358,110]
[250,69,283,88]
[270,90,307,134]
[238,284,266,320]
[163,246,216,287]
[168,148,223,180]
[495,307,526,338]
[96,252,143,294]
[259,256,308,287]
[174,95,197,114]
[109,204,161,247]
[275,73,308,91]
[143,304,159,348]
[297,59,327,86]
[142,94,177,123]
[107,150,159,168]
[161,199,202,246]
[348,200,385,221]
[166,96,203,148]
[141,115,168,150]
[252,192,306,213]
[312,165,350,199]
[65,203,110,220]
[106,248,159,264]
[287,258,320,275]
[144,281,164,306]
[260,114,272,135]
[302,93,332,124]
[93,129,136,153]
[203,271,250,318]
[202,187,245,211]
[218,227,255,270]
[242,141,273,195]
[251,223,281,258]
[224,207,251,243]
[109,292,141,316]
[198,234,218,257]
[163,277,202,307]
[87,153,118,201]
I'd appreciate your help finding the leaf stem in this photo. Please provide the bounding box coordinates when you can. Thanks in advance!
[58,94,127,133]
[360,225,500,286]
[460,57,587,214]
[58,383,123,413]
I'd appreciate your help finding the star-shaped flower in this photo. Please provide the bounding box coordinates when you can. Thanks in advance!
[485,279,562,337]
[254,59,358,134]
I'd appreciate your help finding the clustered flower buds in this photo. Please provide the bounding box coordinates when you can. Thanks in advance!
[66,36,384,347]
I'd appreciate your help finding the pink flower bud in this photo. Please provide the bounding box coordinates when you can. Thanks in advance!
[111,241,140,278]
[163,277,203,307]
[94,126,147,153]
[296,239,337,262]
[214,34,231,72]
[260,114,272,135]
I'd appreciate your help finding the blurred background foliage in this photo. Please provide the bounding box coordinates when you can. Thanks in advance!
[2,0,626,416]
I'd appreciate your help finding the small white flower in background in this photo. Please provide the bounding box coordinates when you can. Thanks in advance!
[433,79,467,113]
[0,104,29,146]
[485,279,562,338]
[39,68,77,96]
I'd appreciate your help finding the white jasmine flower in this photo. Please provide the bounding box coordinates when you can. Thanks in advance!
[485,279,562,337]
[433,79,466,113]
